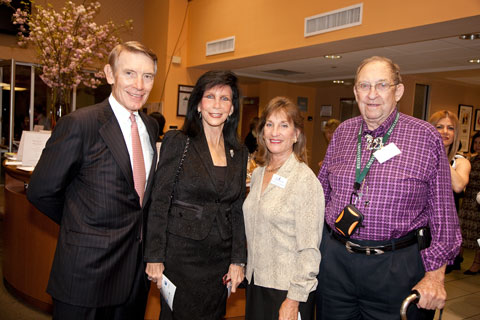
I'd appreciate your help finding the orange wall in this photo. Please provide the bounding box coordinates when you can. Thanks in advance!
[144,0,206,130]
[401,74,480,135]
[186,0,480,66]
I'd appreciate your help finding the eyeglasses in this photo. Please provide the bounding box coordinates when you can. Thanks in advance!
[355,82,397,92]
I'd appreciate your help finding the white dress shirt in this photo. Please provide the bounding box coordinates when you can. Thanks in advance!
[109,94,153,190]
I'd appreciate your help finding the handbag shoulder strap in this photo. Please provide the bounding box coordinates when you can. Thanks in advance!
[170,136,190,201]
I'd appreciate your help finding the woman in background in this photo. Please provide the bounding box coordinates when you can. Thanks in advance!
[318,118,340,168]
[244,116,260,154]
[459,132,480,274]
[429,110,471,272]
[145,70,248,319]
[243,96,324,320]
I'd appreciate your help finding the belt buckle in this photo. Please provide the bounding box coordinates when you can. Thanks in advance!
[345,240,360,253]
[366,247,384,255]
[345,241,385,255]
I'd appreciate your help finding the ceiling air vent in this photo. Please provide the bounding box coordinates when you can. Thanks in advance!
[305,3,363,37]
[206,36,235,56]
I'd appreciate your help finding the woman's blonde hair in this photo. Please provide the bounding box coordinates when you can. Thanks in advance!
[324,118,340,132]
[429,110,460,161]
[256,96,307,166]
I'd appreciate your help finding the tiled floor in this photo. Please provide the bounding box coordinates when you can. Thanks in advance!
[0,171,479,319]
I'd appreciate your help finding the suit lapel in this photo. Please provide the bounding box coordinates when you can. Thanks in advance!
[98,102,135,193]
[191,132,219,192]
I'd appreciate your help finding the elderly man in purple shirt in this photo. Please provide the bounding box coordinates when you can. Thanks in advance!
[316,56,461,320]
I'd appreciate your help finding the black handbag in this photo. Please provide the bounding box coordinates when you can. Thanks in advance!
[168,136,190,206]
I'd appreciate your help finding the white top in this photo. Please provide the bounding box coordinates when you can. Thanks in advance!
[243,153,325,302]
[451,154,465,169]
[109,94,153,189]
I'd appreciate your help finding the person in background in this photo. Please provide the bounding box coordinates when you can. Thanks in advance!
[244,116,260,154]
[149,111,166,142]
[243,96,324,320]
[323,118,340,143]
[35,105,52,130]
[150,111,166,165]
[27,41,159,319]
[429,110,471,273]
[318,118,340,168]
[145,70,248,320]
[316,56,461,320]
[458,132,480,274]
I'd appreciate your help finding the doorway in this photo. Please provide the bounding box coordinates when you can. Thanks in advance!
[241,97,259,141]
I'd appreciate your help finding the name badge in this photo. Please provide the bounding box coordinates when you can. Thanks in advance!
[271,174,287,188]
[374,143,401,164]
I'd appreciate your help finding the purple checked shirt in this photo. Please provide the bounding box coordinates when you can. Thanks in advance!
[318,110,461,271]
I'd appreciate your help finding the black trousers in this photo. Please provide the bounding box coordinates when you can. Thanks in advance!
[315,226,435,320]
[246,275,315,320]
[52,250,150,320]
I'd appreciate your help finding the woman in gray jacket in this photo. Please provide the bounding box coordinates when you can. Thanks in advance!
[243,96,325,320]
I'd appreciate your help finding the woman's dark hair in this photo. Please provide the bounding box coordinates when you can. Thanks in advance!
[471,132,480,154]
[182,70,241,149]
[149,112,166,136]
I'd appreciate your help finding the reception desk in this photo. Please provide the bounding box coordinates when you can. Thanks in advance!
[2,163,58,312]
[2,163,245,318]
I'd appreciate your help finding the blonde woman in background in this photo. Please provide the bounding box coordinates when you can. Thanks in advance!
[318,118,340,168]
[429,110,471,273]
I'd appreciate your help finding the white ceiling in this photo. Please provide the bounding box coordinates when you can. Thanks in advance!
[233,36,480,85]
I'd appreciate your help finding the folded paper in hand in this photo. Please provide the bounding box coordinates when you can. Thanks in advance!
[160,274,176,311]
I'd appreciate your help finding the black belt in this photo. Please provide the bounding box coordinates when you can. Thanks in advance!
[326,225,418,255]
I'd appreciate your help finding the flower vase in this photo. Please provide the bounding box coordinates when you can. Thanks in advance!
[50,88,71,128]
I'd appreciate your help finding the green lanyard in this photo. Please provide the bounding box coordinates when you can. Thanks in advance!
[354,112,399,192]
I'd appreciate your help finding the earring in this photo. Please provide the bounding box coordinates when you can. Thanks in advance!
[198,111,202,119]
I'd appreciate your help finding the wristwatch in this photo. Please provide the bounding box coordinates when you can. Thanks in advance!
[233,263,246,267]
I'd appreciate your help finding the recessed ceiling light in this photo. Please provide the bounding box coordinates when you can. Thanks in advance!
[459,33,480,40]
[469,59,480,64]
[333,80,344,84]
[325,55,341,59]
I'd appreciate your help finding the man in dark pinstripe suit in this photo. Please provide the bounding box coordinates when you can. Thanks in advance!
[27,41,159,320]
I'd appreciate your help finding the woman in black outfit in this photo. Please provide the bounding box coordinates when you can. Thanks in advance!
[145,70,248,320]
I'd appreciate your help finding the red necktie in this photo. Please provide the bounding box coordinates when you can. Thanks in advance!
[130,113,146,206]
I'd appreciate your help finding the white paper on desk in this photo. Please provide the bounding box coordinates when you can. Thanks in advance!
[16,131,26,161]
[17,166,34,172]
[5,160,23,166]
[160,274,176,311]
[20,131,51,167]
[5,152,17,160]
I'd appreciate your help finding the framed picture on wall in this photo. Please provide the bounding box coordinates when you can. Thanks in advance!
[177,85,194,116]
[475,109,480,131]
[458,104,473,152]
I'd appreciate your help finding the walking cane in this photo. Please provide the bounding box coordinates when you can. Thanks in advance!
[400,290,443,320]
